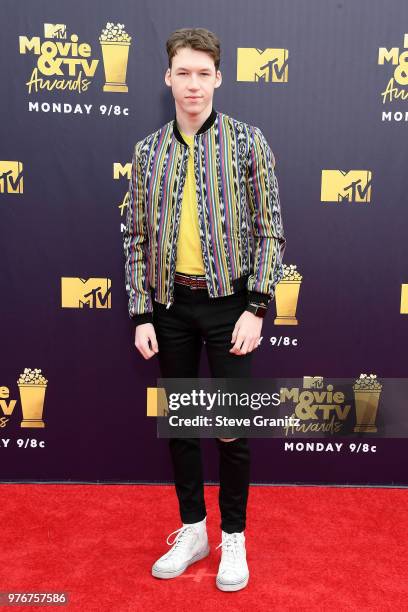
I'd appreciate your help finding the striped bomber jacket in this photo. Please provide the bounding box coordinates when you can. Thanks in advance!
[123,107,287,326]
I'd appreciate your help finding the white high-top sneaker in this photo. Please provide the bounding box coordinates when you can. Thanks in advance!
[152,516,210,579]
[215,530,249,591]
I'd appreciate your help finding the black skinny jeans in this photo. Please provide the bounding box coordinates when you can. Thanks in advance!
[151,278,252,534]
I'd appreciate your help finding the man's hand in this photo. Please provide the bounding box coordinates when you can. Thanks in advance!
[230,310,263,355]
[134,323,159,359]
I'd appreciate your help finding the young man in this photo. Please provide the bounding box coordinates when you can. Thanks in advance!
[123,28,286,592]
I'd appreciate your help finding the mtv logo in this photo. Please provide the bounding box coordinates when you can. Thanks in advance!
[44,23,67,39]
[237,48,289,82]
[321,170,372,203]
[0,161,23,194]
[303,376,323,389]
[401,284,408,314]
[61,277,111,309]
[146,387,169,417]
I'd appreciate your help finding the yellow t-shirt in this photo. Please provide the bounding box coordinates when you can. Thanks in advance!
[175,130,206,275]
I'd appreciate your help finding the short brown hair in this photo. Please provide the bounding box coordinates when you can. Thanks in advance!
[166,28,221,71]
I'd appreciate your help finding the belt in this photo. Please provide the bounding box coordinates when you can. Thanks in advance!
[174,272,207,289]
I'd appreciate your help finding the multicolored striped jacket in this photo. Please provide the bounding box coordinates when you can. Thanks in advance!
[123,107,286,325]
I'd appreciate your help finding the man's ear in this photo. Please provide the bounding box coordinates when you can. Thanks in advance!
[164,68,171,87]
[214,70,222,88]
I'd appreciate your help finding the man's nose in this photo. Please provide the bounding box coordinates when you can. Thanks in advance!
[187,74,200,88]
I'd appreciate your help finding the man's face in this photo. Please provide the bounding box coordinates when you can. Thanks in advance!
[165,47,222,115]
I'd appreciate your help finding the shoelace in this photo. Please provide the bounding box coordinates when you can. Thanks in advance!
[215,533,242,569]
[164,525,196,557]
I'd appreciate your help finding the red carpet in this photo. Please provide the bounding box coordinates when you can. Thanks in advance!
[0,484,406,611]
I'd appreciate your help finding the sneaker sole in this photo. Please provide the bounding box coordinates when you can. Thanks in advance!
[151,544,210,579]
[216,572,249,592]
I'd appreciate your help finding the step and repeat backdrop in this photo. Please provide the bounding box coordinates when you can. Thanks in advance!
[1,0,407,485]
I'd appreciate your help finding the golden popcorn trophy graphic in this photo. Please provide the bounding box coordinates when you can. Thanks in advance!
[99,22,132,92]
[353,374,382,433]
[17,368,48,428]
[274,264,302,325]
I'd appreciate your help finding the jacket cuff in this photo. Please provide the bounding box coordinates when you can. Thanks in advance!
[247,290,271,308]
[131,312,154,326]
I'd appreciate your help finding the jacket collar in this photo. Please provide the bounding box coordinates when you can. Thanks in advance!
[173,106,217,145]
